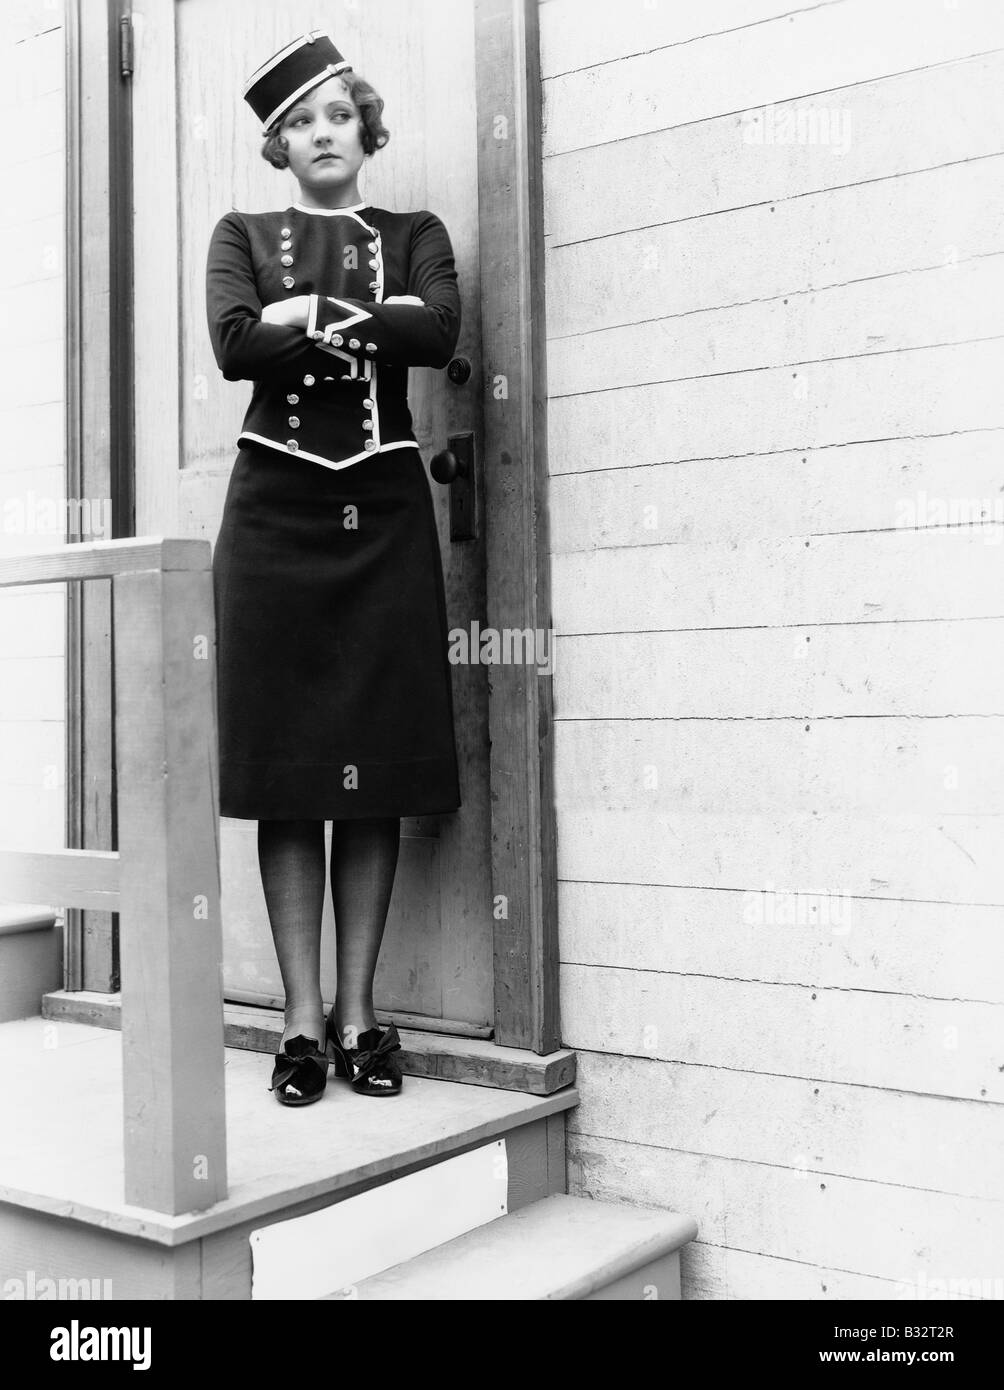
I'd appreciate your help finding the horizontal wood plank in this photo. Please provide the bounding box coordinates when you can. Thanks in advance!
[39,993,579,1096]
[0,25,63,98]
[549,255,1004,396]
[682,1242,985,1300]
[0,152,75,226]
[0,849,120,910]
[567,1133,1004,1284]
[0,278,62,346]
[539,0,824,78]
[0,402,63,470]
[0,588,65,656]
[552,527,1004,633]
[547,157,1004,339]
[0,720,64,786]
[553,621,1004,719]
[543,52,1004,245]
[0,537,211,588]
[543,0,1004,156]
[0,336,62,410]
[0,214,63,291]
[0,657,63,721]
[561,963,1004,1099]
[548,431,1004,552]
[0,788,64,852]
[554,716,1004,815]
[558,881,1004,1003]
[548,339,1004,474]
[0,466,64,528]
[556,808,1002,905]
[569,1050,1004,1199]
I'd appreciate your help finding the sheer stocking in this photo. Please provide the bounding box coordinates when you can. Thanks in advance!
[329,815,401,1047]
[257,818,326,1051]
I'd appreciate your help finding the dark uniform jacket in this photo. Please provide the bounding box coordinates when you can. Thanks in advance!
[205,201,461,471]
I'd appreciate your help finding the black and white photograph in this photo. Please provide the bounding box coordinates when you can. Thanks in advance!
[0,0,1000,1341]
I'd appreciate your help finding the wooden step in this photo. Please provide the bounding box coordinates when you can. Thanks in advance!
[322,1193,698,1300]
[41,989,575,1095]
[0,1015,578,1298]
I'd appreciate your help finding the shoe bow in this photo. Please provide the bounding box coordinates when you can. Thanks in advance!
[270,1035,326,1092]
[348,1022,402,1084]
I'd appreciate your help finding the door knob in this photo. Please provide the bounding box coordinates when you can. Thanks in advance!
[430,448,469,484]
[429,433,477,541]
[446,356,472,386]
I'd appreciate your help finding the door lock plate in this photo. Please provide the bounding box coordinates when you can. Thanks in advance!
[447,431,477,542]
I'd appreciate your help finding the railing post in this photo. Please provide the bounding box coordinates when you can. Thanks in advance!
[113,561,228,1213]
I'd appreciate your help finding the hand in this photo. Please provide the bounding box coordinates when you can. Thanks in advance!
[382,295,425,307]
[261,295,309,328]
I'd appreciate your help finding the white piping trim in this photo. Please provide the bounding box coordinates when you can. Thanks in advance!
[243,33,325,95]
[319,297,371,340]
[297,213,383,382]
[292,201,367,216]
[260,61,352,133]
[238,432,418,472]
[370,361,381,450]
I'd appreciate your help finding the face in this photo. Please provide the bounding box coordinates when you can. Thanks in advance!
[279,75,366,193]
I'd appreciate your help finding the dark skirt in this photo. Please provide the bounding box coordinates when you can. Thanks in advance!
[211,441,461,820]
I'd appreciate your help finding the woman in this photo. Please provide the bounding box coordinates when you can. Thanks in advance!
[206,32,462,1106]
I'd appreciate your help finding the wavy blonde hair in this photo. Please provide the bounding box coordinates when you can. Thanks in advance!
[261,71,390,168]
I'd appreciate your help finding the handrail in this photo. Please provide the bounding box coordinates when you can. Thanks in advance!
[0,537,228,1216]
[0,535,210,587]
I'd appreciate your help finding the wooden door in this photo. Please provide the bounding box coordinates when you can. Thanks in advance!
[129,0,493,1032]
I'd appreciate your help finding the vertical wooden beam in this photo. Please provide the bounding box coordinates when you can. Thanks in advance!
[108,0,135,538]
[474,0,559,1053]
[130,0,180,537]
[68,0,115,992]
[113,562,227,1214]
[65,0,130,992]
[64,0,84,992]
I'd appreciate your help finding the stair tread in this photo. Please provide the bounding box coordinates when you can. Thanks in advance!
[42,990,576,1095]
[324,1193,698,1300]
[0,1015,577,1245]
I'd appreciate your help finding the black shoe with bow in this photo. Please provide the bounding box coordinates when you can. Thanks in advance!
[326,1013,403,1095]
[269,1034,329,1106]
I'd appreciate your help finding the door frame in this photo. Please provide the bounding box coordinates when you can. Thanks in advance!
[64,0,134,993]
[68,0,560,1055]
[473,0,559,1053]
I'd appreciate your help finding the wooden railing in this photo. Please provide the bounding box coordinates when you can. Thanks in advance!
[0,538,227,1216]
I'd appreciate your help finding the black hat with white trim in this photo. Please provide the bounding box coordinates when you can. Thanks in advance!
[244,31,352,133]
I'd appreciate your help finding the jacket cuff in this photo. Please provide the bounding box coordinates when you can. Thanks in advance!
[307,296,373,346]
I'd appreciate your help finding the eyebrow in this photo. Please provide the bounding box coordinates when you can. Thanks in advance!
[287,99,355,118]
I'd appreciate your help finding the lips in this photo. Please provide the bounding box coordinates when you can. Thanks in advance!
[313,153,339,162]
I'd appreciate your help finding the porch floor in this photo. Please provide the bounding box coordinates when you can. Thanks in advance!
[0,1016,577,1246]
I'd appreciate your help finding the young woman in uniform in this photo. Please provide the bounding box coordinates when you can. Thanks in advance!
[206,33,462,1106]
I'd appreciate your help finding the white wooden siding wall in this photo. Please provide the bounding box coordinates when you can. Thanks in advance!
[0,1,65,867]
[540,0,1004,1299]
